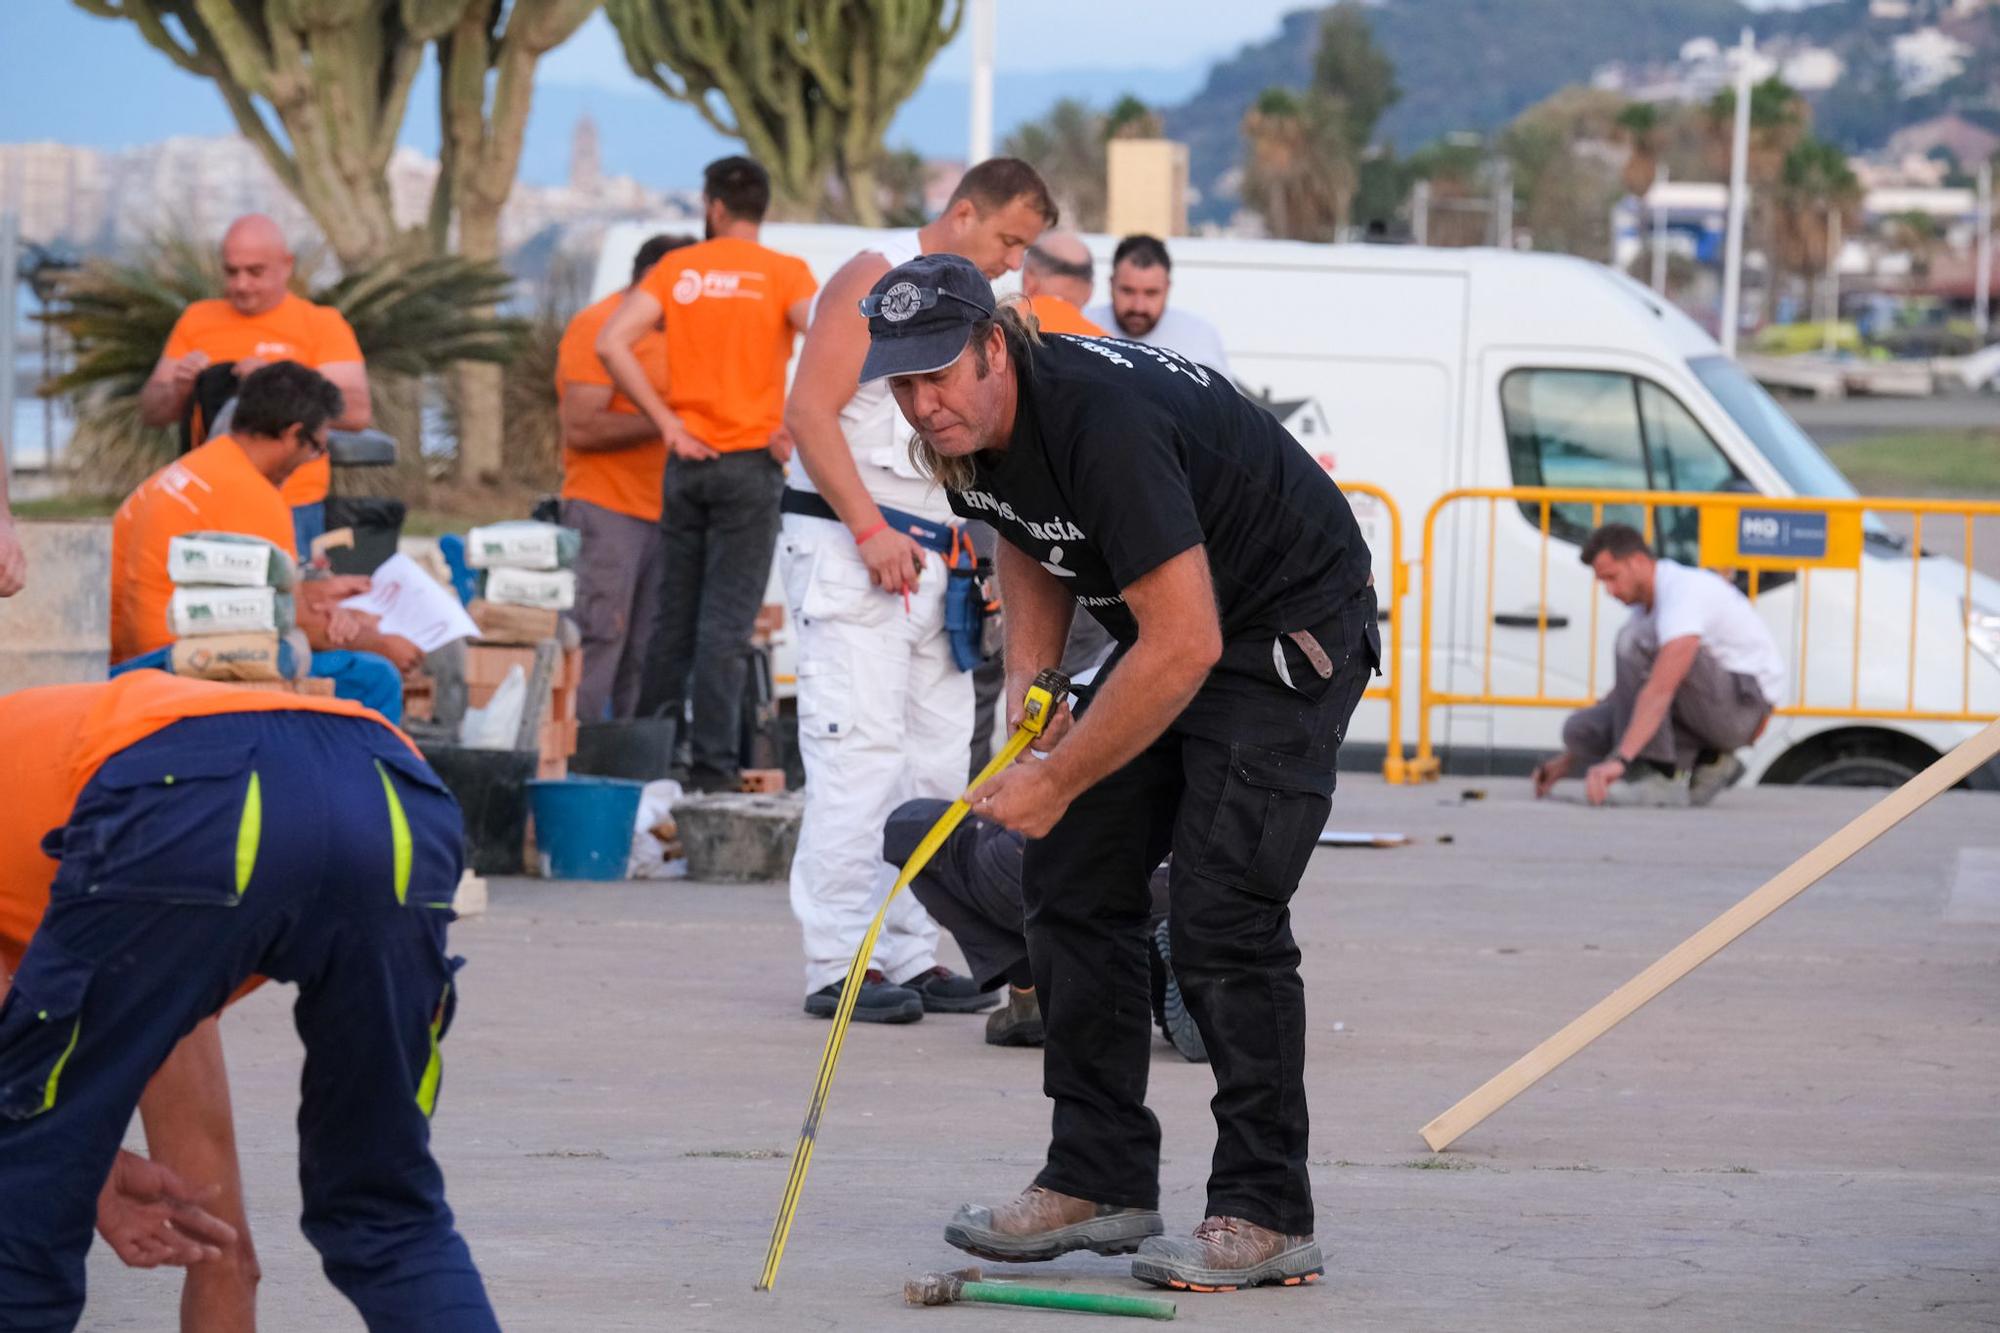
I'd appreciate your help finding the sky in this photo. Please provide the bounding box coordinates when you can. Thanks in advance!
[0,0,1831,191]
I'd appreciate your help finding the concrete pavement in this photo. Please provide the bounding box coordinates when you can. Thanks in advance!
[82,775,2000,1330]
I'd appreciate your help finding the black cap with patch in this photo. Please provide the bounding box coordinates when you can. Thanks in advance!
[857,252,997,383]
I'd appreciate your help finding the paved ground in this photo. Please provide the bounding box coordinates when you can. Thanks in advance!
[81,775,1999,1331]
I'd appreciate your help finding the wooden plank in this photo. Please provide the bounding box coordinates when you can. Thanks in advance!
[1420,717,2000,1152]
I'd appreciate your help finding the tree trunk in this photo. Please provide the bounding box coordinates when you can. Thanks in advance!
[452,207,506,482]
[845,160,884,228]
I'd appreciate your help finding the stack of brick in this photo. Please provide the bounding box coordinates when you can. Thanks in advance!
[462,641,582,780]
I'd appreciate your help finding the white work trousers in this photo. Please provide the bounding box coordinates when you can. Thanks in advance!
[779,513,974,994]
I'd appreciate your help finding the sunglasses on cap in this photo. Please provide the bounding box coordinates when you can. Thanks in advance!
[857,285,992,320]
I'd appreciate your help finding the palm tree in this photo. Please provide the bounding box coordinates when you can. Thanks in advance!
[1883,211,1946,284]
[1614,102,1663,199]
[1105,94,1163,141]
[1773,138,1862,301]
[1239,87,1349,242]
[1002,99,1108,231]
[1708,77,1812,323]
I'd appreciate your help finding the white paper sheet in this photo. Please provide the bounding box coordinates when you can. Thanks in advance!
[337,553,479,653]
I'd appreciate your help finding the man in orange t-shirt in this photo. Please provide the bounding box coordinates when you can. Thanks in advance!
[139,215,372,557]
[598,156,817,787]
[555,232,692,720]
[113,363,415,722]
[1020,232,1106,338]
[0,672,496,1331]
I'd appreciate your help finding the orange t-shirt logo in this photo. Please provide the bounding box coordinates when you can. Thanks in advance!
[670,269,765,304]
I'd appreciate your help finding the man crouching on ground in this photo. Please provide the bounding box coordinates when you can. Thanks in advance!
[1532,523,1784,807]
[864,253,1378,1293]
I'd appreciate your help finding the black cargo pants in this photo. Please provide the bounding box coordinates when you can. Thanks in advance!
[1021,585,1377,1238]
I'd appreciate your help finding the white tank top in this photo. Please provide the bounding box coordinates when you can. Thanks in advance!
[793,229,956,523]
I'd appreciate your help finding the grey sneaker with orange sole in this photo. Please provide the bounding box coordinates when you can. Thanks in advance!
[945,1185,1163,1263]
[1131,1215,1324,1293]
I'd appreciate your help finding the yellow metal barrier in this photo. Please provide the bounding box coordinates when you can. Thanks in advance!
[1409,486,2000,782]
[1338,482,1412,783]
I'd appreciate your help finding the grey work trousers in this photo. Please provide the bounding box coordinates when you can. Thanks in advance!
[561,498,665,722]
[1563,621,1773,771]
[637,450,786,777]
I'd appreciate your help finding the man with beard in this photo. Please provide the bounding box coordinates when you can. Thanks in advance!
[598,157,816,787]
[1084,234,1230,374]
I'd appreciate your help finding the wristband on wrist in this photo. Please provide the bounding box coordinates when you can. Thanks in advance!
[853,520,889,545]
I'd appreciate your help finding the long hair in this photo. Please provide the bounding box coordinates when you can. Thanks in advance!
[907,298,1042,493]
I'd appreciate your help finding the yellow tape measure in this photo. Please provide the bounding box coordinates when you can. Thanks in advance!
[756,669,1069,1291]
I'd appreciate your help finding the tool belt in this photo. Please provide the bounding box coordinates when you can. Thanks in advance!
[780,488,997,671]
[780,488,955,554]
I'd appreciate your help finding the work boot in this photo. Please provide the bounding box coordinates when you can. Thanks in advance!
[1603,768,1690,808]
[1132,1216,1324,1292]
[900,965,999,1014]
[1688,752,1746,807]
[802,970,922,1024]
[984,986,1044,1047]
[946,1184,1164,1263]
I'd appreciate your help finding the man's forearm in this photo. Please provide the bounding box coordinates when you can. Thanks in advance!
[564,408,662,452]
[1616,683,1675,761]
[998,542,1073,700]
[320,366,372,429]
[138,375,187,428]
[1040,635,1209,800]
[600,342,676,433]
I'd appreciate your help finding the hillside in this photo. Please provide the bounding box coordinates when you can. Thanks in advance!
[1164,0,2000,220]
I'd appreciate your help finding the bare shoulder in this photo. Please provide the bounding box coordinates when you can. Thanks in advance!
[825,251,892,299]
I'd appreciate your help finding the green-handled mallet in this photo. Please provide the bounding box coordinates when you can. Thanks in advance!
[905,1268,1176,1320]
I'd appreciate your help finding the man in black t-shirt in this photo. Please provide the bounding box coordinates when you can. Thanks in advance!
[858,253,1378,1293]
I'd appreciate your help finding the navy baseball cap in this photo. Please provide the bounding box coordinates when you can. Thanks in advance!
[858,253,997,382]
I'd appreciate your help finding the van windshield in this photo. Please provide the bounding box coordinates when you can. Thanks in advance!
[1688,355,1857,499]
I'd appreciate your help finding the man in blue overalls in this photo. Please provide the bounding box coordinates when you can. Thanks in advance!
[0,673,496,1332]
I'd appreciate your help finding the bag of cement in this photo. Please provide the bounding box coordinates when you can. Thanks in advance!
[169,585,296,638]
[169,532,297,590]
[459,664,527,749]
[169,631,284,682]
[465,520,579,572]
[627,779,689,880]
[482,566,577,611]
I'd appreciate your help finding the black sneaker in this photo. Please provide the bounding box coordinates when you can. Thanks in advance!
[900,965,1000,1014]
[803,969,922,1024]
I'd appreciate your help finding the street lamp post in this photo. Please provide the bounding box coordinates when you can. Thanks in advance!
[1719,27,1755,357]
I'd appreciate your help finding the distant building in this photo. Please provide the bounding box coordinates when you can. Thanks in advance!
[1892,27,1973,96]
[569,113,602,195]
[0,128,686,261]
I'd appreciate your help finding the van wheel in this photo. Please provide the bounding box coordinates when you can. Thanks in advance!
[1766,731,1935,789]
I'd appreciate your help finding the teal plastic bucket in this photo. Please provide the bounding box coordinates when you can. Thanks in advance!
[527,777,644,880]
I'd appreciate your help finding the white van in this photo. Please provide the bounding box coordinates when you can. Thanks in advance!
[593,226,2000,788]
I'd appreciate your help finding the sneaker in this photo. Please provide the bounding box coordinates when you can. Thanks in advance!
[1688,752,1745,807]
[1132,1215,1324,1293]
[985,986,1044,1047]
[802,970,922,1024]
[900,965,1000,1014]
[1150,919,1208,1063]
[1603,768,1690,808]
[945,1184,1164,1263]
